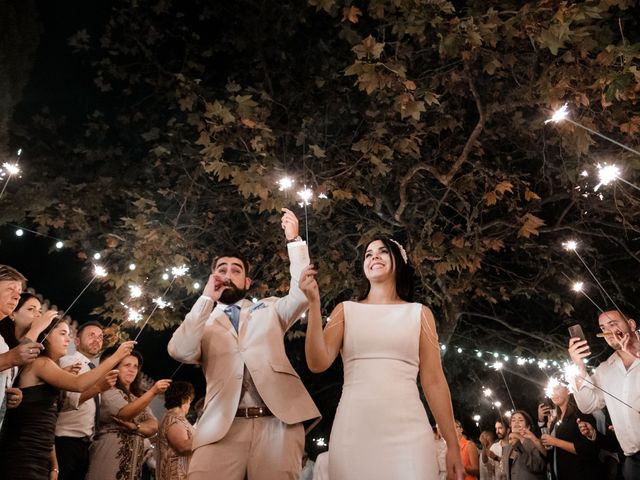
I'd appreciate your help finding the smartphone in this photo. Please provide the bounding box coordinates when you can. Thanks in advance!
[568,324,586,342]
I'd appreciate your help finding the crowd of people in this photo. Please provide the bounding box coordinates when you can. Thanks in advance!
[0,207,638,479]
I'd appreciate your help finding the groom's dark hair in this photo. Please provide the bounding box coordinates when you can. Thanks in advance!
[211,251,250,276]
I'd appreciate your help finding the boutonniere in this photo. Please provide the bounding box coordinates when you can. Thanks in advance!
[250,302,267,312]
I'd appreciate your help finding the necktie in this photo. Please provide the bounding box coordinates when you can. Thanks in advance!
[224,304,241,332]
[88,362,100,431]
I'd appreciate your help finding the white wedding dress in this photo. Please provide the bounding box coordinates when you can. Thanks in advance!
[328,301,439,479]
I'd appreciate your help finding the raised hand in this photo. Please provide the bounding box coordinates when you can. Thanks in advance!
[9,341,43,366]
[152,379,172,394]
[62,362,82,375]
[577,418,596,441]
[97,369,119,392]
[203,273,231,302]
[114,340,137,360]
[537,403,550,423]
[568,337,590,373]
[298,264,319,304]
[280,208,300,241]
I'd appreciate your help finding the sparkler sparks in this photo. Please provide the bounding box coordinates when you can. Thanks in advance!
[171,265,189,277]
[545,104,569,124]
[492,361,504,370]
[2,163,20,175]
[483,388,493,397]
[93,265,108,278]
[545,377,562,397]
[572,281,584,292]
[152,297,171,309]
[129,284,143,299]
[127,307,143,323]
[278,176,294,191]
[562,240,578,251]
[594,164,621,191]
[297,186,313,205]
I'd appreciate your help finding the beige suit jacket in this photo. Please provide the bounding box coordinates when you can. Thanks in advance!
[167,241,320,450]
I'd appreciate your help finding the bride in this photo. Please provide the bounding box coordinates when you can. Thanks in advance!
[300,237,464,480]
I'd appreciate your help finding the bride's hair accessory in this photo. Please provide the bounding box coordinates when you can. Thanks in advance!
[389,239,408,264]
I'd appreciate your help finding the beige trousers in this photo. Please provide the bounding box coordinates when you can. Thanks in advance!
[188,416,304,480]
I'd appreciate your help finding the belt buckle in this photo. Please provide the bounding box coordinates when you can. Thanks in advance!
[245,407,262,418]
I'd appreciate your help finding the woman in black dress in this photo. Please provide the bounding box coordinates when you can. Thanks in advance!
[0,320,135,479]
[540,381,600,480]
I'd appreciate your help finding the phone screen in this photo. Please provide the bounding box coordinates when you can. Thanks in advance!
[568,324,586,342]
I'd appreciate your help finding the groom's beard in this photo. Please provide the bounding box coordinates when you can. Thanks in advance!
[219,283,248,305]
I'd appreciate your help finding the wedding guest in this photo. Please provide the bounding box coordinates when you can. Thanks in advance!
[500,410,546,480]
[568,310,640,479]
[490,419,509,480]
[56,321,116,480]
[156,381,195,480]
[539,381,599,480]
[455,419,479,479]
[480,430,498,480]
[0,320,136,479]
[0,266,46,426]
[302,237,464,479]
[86,347,171,480]
[0,292,58,348]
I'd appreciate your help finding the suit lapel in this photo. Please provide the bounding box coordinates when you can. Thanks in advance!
[238,299,252,339]
[219,307,238,339]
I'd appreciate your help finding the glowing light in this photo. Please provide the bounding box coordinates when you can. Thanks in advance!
[473,414,481,422]
[516,357,526,366]
[483,388,493,397]
[15,229,24,237]
[494,401,502,408]
[193,282,201,290]
[127,307,143,323]
[545,377,561,397]
[315,437,327,447]
[93,253,101,260]
[562,363,581,381]
[580,170,589,177]
[55,241,64,249]
[2,163,20,175]
[171,265,189,277]
[297,187,313,205]
[152,297,171,309]
[162,273,170,281]
[493,352,499,358]
[562,240,578,251]
[457,347,463,354]
[318,192,328,199]
[572,281,584,292]
[476,351,482,358]
[251,297,258,303]
[594,164,621,191]
[17,149,22,156]
[278,177,294,191]
[492,361,504,370]
[93,265,108,278]
[129,284,143,299]
[545,104,569,124]
[440,344,447,351]
[505,410,513,418]
[128,263,136,271]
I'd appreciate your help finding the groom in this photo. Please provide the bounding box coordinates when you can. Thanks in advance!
[168,208,320,480]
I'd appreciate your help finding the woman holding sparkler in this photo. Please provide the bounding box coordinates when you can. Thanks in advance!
[539,381,599,480]
[0,321,136,479]
[0,292,58,348]
[500,410,546,480]
[301,237,464,480]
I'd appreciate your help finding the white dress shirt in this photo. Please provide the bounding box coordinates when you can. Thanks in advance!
[55,351,97,438]
[571,352,640,456]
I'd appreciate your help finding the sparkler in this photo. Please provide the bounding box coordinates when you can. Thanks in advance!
[562,240,625,315]
[593,163,640,193]
[278,176,294,191]
[0,161,21,201]
[129,284,143,299]
[42,264,108,341]
[297,185,313,244]
[493,361,517,411]
[132,264,187,341]
[546,104,640,158]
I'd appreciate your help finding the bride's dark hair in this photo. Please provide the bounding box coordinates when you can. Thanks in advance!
[357,236,414,302]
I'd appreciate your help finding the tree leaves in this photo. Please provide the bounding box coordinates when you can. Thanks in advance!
[518,213,546,238]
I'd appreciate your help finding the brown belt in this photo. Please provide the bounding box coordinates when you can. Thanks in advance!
[235,407,273,418]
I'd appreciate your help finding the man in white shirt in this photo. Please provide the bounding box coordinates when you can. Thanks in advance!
[568,310,640,480]
[0,265,42,428]
[55,321,118,480]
